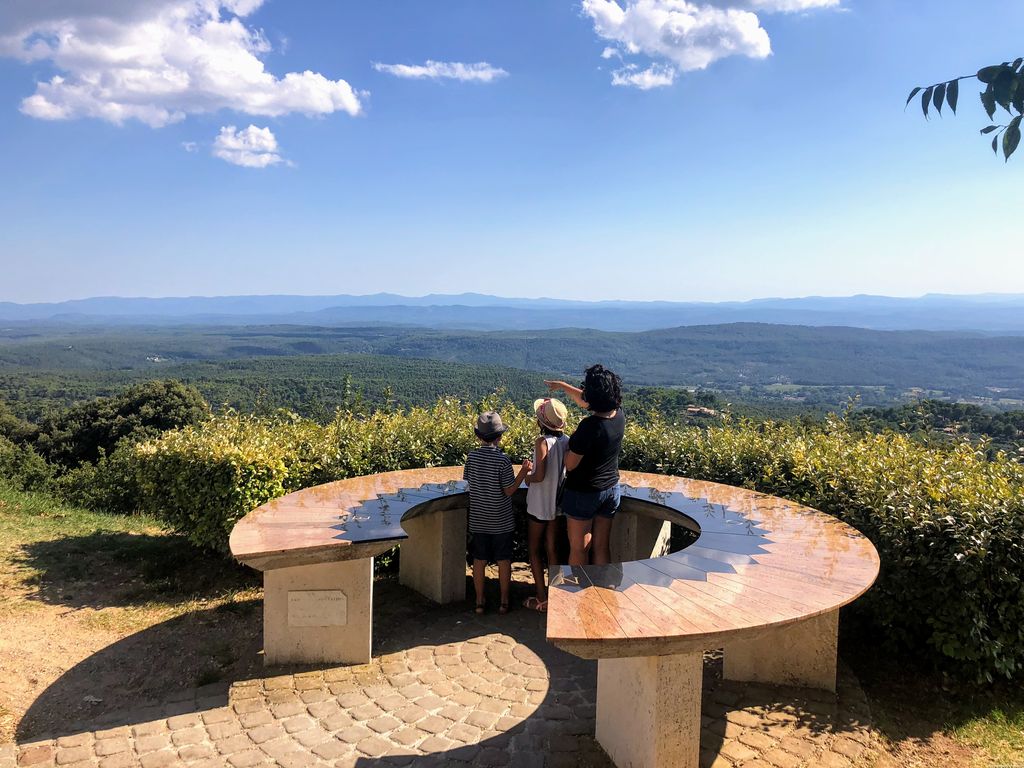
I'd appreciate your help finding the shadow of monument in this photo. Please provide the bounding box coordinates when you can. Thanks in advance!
[15,599,264,741]
[17,577,873,768]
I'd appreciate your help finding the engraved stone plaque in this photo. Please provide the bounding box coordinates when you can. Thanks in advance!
[288,590,348,627]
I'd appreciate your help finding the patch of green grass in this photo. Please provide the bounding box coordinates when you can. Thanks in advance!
[0,482,259,610]
[952,697,1024,765]
[0,482,163,545]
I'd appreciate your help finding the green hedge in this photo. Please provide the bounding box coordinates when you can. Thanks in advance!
[116,401,1024,682]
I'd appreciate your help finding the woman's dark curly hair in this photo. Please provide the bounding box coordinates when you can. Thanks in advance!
[581,364,622,413]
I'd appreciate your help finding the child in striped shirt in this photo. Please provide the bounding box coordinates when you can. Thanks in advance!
[464,411,531,615]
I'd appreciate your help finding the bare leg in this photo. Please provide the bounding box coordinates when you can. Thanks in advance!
[498,560,512,609]
[527,519,547,602]
[591,515,614,565]
[567,517,594,566]
[473,559,486,608]
[545,518,559,570]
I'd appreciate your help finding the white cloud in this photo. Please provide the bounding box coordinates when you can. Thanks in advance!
[212,124,283,167]
[611,64,676,89]
[583,0,838,88]
[373,60,508,83]
[1,0,362,128]
[182,141,198,152]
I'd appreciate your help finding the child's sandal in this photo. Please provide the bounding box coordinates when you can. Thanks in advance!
[498,603,510,615]
[523,596,547,613]
[475,603,485,615]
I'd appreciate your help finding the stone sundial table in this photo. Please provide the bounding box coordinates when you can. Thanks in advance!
[230,467,879,768]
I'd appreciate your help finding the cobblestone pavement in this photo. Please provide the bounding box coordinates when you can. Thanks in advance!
[4,581,883,768]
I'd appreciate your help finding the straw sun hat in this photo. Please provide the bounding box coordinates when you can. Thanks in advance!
[533,397,568,431]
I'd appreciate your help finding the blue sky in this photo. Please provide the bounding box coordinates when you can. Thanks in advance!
[1,0,1022,304]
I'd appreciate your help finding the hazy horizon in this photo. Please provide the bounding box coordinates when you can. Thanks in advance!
[4,290,1024,307]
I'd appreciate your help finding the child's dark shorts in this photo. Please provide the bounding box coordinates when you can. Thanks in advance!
[469,531,514,563]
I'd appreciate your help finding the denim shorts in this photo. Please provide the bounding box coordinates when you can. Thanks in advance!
[562,485,621,521]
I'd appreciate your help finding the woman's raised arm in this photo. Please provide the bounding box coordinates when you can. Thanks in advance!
[544,380,588,409]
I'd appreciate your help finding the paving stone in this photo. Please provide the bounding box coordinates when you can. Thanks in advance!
[306,701,343,720]
[93,727,130,741]
[320,712,356,731]
[98,754,135,768]
[726,710,764,729]
[247,724,286,745]
[465,711,500,730]
[779,735,817,760]
[367,715,402,734]
[133,735,170,754]
[762,748,803,768]
[816,753,852,768]
[216,735,253,756]
[93,738,129,757]
[238,711,274,729]
[282,715,317,734]
[54,736,90,750]
[170,727,204,746]
[416,715,448,735]
[389,727,423,748]
[167,714,202,731]
[476,747,511,766]
[417,736,456,754]
[226,750,266,767]
[201,709,233,725]
[720,741,759,764]
[53,748,91,767]
[207,720,243,740]
[355,736,391,758]
[738,730,777,751]
[138,751,177,768]
[337,725,372,745]
[311,740,351,760]
[831,737,867,761]
[258,738,301,761]
[271,702,306,719]
[178,744,216,761]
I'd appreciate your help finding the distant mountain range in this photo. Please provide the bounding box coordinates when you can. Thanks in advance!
[2,292,1024,333]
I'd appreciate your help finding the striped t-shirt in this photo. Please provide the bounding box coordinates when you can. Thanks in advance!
[463,445,516,533]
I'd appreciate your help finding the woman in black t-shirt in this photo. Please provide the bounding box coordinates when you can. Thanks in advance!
[545,365,625,566]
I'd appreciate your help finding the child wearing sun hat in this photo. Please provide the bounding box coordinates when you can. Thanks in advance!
[521,397,570,612]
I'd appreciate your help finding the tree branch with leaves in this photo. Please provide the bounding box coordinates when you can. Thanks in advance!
[908,57,1023,161]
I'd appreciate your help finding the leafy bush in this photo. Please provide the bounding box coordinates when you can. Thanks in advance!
[35,380,210,468]
[125,399,1024,682]
[0,435,52,491]
[0,400,38,444]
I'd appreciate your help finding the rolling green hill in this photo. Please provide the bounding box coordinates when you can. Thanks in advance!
[2,322,1021,413]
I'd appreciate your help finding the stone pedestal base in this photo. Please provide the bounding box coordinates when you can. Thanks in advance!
[596,651,703,768]
[399,509,467,604]
[724,610,839,692]
[610,514,672,563]
[263,558,373,666]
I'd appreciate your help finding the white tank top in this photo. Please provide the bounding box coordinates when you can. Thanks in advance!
[526,434,569,521]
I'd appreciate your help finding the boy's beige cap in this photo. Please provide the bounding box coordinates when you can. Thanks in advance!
[533,397,568,430]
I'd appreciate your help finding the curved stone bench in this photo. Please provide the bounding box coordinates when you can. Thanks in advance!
[230,467,879,768]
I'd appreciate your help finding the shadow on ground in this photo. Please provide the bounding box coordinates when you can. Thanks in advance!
[13,532,258,610]
[16,574,879,768]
